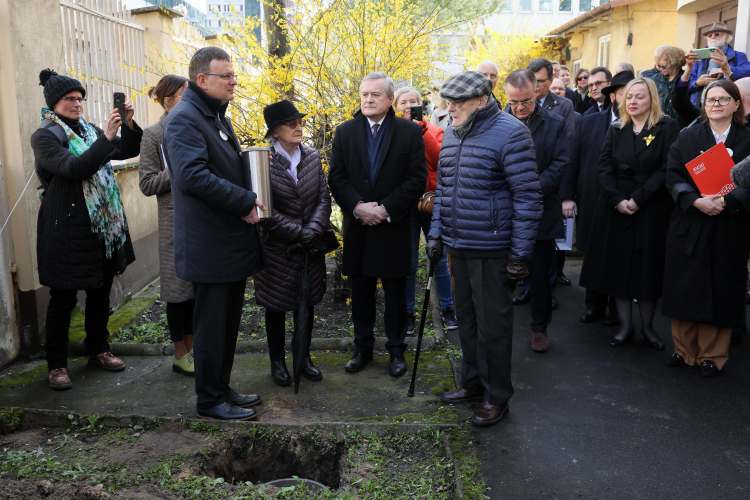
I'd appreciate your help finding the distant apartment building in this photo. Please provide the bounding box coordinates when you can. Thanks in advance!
[486,1,609,35]
[206,0,262,41]
[125,0,208,29]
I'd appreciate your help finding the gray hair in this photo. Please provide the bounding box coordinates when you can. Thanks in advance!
[476,60,499,73]
[189,46,231,83]
[615,62,635,74]
[361,72,395,97]
[393,86,421,105]
[505,69,537,91]
[655,45,670,57]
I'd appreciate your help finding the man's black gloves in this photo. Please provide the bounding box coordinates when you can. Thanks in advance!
[425,235,443,264]
[299,228,321,247]
[506,256,529,283]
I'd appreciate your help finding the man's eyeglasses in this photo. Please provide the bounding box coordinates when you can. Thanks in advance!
[282,119,306,128]
[204,73,236,81]
[588,80,610,89]
[508,99,535,109]
[61,97,86,103]
[536,78,550,86]
[705,96,734,106]
[707,32,725,39]
[445,99,466,109]
[577,75,589,81]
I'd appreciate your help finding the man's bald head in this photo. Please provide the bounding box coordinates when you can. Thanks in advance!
[736,78,750,110]
[550,78,567,97]
[476,60,499,90]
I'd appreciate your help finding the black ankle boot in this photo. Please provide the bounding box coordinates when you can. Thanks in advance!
[302,356,323,381]
[271,360,291,386]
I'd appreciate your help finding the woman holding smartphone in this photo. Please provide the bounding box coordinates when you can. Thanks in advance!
[662,80,750,377]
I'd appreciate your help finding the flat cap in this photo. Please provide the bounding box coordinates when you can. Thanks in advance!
[439,71,492,101]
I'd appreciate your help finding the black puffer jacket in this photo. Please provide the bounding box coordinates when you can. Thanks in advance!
[254,145,331,311]
[31,121,141,290]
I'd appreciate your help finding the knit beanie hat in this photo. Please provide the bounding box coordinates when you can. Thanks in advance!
[39,69,86,109]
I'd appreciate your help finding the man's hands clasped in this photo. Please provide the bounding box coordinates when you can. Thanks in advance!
[354,201,388,226]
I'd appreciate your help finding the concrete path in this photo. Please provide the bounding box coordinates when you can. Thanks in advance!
[460,259,750,499]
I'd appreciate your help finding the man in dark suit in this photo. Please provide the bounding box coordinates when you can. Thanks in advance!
[560,70,634,324]
[527,58,575,138]
[582,67,613,116]
[163,47,265,421]
[328,72,427,376]
[506,70,569,352]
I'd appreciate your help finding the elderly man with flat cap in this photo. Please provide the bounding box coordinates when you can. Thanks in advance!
[426,71,543,427]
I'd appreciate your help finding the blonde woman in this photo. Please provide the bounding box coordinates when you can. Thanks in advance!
[579,78,680,348]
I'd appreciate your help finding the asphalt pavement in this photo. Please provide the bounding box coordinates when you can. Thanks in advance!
[458,259,750,500]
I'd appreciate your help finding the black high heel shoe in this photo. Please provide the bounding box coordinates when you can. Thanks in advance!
[641,330,665,351]
[609,328,634,347]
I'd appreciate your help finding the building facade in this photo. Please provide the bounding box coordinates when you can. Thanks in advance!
[486,1,615,35]
[206,0,262,41]
[125,0,207,28]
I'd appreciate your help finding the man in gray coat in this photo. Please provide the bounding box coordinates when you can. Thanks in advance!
[163,47,266,421]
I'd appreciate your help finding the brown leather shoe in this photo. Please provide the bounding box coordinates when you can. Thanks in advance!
[440,385,485,404]
[531,331,549,352]
[472,399,509,427]
[48,368,72,390]
[88,352,126,372]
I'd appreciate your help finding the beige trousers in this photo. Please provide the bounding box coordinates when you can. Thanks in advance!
[671,319,732,369]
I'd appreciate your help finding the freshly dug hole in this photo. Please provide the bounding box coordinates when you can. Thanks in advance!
[200,430,346,489]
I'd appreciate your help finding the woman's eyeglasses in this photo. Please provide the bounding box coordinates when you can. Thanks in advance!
[282,119,306,128]
[61,97,86,103]
[577,75,589,81]
[705,96,733,107]
[656,64,668,70]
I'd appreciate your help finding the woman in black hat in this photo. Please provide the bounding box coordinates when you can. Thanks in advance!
[253,100,332,386]
[31,69,142,390]
[579,77,679,349]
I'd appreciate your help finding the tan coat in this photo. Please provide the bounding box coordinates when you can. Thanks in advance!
[139,113,194,303]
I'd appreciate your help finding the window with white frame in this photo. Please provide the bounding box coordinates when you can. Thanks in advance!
[598,34,611,68]
[519,0,531,12]
[573,58,582,75]
[502,0,512,11]
[540,0,552,11]
[579,0,591,10]
[559,0,571,12]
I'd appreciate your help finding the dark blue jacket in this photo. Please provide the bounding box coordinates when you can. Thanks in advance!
[162,82,265,283]
[688,45,750,106]
[429,103,543,260]
[525,105,569,240]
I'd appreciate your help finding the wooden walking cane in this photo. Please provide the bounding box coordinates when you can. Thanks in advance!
[407,261,436,398]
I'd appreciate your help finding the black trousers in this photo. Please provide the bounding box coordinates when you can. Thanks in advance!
[557,249,566,274]
[351,275,407,354]
[166,300,195,343]
[451,253,514,406]
[192,280,246,410]
[585,288,616,315]
[529,240,554,332]
[265,306,315,361]
[44,257,117,370]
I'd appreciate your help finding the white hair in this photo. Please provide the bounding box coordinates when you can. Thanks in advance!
[705,32,734,44]
[361,72,395,97]
[655,45,670,57]
[476,60,499,73]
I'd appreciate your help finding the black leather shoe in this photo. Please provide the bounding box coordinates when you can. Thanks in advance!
[580,309,604,323]
[641,331,665,351]
[665,353,685,367]
[556,272,572,286]
[271,360,292,386]
[406,314,415,336]
[197,402,257,421]
[513,290,531,305]
[442,307,458,330]
[345,351,373,373]
[389,353,408,377]
[302,357,323,381]
[609,328,634,347]
[228,389,262,408]
[699,360,719,377]
[604,314,620,326]
[551,294,559,310]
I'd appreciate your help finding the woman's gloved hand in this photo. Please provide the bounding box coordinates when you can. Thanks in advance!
[298,228,321,247]
[425,235,443,264]
[286,242,306,259]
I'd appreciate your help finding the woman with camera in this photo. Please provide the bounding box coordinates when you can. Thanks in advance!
[662,80,750,377]
[392,86,457,334]
[32,69,142,390]
[254,100,332,386]
[139,74,195,377]
[579,77,680,349]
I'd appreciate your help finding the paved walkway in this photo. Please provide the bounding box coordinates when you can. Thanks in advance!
[463,259,750,499]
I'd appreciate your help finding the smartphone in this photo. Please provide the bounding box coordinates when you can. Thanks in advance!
[410,105,423,122]
[113,92,127,120]
[692,47,717,60]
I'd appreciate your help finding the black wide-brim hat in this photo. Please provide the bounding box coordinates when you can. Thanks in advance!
[263,100,307,139]
[601,70,635,97]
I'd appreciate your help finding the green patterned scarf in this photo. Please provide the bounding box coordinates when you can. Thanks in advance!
[41,108,128,259]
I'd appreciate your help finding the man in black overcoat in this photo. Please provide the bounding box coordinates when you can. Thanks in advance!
[163,47,266,421]
[328,72,427,376]
[506,70,569,352]
[560,71,634,324]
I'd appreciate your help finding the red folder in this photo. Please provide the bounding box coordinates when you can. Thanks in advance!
[685,142,736,195]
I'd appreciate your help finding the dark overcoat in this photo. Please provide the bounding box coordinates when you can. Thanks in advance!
[254,145,331,311]
[162,82,265,283]
[328,107,426,278]
[579,117,680,300]
[32,121,140,290]
[540,93,575,138]
[559,107,612,251]
[661,122,750,326]
[526,105,569,240]
[138,113,194,303]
